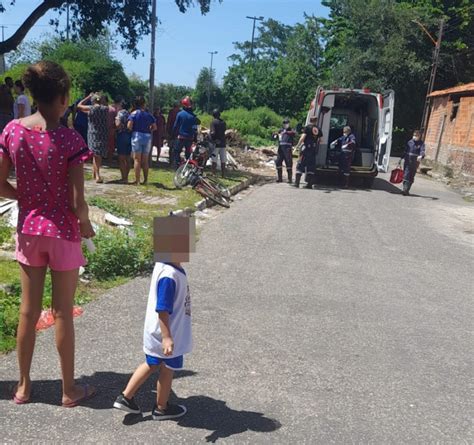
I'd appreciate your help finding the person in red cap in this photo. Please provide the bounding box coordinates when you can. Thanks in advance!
[172,97,200,168]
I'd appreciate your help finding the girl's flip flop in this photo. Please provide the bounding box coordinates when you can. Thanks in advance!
[62,384,97,408]
[12,385,30,405]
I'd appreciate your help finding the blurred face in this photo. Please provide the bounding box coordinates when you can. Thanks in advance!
[283,122,289,129]
[14,85,22,94]
[312,126,319,136]
[5,78,13,88]
[413,133,420,141]
[153,216,196,263]
[343,129,350,136]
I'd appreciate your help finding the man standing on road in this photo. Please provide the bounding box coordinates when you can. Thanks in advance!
[401,130,425,196]
[172,97,199,168]
[274,118,296,184]
[210,109,227,178]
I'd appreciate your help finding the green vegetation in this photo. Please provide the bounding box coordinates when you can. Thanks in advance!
[0,1,216,56]
[0,217,14,245]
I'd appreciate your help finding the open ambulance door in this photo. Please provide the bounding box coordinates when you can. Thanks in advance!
[377,90,395,172]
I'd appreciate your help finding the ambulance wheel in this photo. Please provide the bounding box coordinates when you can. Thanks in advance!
[363,177,374,189]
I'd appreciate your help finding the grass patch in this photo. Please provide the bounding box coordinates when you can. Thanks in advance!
[88,196,131,217]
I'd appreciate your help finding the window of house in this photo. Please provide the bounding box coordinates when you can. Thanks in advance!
[450,97,460,121]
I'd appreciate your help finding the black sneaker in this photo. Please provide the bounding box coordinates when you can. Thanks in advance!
[152,403,187,420]
[113,393,141,414]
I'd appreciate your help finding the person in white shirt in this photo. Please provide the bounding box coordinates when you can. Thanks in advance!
[13,80,31,119]
[114,216,195,420]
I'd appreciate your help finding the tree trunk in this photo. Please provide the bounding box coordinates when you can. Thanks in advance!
[0,0,64,55]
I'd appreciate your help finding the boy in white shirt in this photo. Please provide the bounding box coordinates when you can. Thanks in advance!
[114,216,195,420]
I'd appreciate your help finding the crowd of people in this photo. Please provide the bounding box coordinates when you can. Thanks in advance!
[0,75,229,187]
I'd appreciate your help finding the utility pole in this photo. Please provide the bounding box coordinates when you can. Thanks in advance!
[0,25,6,74]
[415,18,445,135]
[66,0,70,41]
[246,16,264,61]
[149,0,157,111]
[207,51,217,113]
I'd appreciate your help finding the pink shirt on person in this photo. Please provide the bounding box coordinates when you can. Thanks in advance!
[0,120,91,242]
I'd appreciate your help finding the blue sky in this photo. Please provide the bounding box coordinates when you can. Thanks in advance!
[1,0,328,87]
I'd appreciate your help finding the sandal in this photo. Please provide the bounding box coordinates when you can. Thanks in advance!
[12,385,30,405]
[62,384,97,408]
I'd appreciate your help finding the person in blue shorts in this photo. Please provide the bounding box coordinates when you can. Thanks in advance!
[127,96,156,185]
[114,216,195,420]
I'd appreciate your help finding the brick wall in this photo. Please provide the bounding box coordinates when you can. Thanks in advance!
[425,94,474,177]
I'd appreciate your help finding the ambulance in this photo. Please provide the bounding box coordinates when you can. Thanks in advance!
[306,87,395,187]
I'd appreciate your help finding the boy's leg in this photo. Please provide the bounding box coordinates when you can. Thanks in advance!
[51,268,95,404]
[157,364,174,410]
[123,362,157,399]
[15,264,46,401]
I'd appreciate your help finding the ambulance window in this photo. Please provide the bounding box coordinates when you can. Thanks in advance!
[330,114,349,129]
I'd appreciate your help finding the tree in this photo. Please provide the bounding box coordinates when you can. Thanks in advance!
[223,16,324,118]
[321,0,474,133]
[0,0,221,56]
[194,67,224,113]
[154,83,194,111]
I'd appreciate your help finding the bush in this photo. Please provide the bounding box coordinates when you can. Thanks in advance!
[84,227,152,281]
[0,287,20,351]
[0,217,14,245]
[221,107,284,142]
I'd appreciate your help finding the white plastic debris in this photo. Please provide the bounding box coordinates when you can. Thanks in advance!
[82,238,96,253]
[104,212,132,227]
[0,199,16,215]
[7,202,18,227]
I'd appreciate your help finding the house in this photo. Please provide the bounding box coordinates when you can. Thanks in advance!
[424,82,474,178]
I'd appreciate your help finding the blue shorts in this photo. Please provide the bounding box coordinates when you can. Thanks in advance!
[131,131,152,154]
[145,354,184,370]
[117,131,132,156]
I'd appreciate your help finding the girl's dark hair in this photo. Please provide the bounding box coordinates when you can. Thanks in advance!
[14,80,25,91]
[22,61,70,104]
[134,96,146,109]
[304,124,315,136]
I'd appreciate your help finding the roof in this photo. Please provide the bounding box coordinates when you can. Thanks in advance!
[428,82,474,98]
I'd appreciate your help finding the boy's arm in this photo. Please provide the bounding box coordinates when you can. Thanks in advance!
[158,311,174,356]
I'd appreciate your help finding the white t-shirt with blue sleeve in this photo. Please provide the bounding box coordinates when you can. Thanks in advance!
[143,262,192,359]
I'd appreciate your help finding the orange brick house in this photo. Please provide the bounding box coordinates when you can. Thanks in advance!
[424,83,474,177]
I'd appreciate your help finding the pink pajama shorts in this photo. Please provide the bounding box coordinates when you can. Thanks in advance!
[16,234,86,271]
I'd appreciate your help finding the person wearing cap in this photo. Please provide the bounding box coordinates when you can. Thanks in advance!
[209,109,227,177]
[273,118,296,183]
[172,97,200,169]
[330,126,356,189]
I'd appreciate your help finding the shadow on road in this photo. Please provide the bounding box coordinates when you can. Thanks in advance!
[122,393,282,443]
[0,369,197,409]
[312,177,439,200]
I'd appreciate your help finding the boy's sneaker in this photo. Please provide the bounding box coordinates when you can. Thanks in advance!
[152,403,187,420]
[113,393,141,414]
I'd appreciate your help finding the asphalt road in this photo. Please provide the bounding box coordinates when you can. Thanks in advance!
[1,171,473,443]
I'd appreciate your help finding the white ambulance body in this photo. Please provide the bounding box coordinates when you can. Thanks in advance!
[306,87,395,187]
